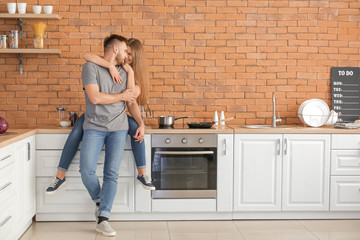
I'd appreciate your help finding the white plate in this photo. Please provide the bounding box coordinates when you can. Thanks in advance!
[301,99,330,127]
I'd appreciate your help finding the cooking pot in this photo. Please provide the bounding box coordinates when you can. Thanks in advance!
[158,116,188,128]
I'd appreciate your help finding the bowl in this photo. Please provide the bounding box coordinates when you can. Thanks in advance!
[60,121,71,127]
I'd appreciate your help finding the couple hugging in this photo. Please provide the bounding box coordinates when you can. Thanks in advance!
[46,34,154,237]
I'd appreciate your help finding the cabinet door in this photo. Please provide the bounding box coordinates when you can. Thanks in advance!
[330,176,360,211]
[234,134,282,211]
[217,134,233,212]
[282,134,330,211]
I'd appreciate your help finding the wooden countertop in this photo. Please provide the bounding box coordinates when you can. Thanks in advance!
[2,124,360,149]
[230,125,360,134]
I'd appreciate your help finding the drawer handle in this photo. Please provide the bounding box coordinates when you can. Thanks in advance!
[65,189,87,192]
[0,215,12,227]
[0,182,12,192]
[0,155,11,162]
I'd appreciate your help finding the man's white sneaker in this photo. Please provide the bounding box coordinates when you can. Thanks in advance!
[96,220,116,237]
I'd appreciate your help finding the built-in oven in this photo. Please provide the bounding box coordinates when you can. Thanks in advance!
[151,134,217,199]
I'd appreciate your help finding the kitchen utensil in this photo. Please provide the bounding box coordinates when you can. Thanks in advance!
[158,116,188,128]
[298,99,330,127]
[187,122,215,128]
[325,110,339,125]
[187,117,235,129]
[213,111,218,125]
[60,121,71,127]
[44,5,53,14]
[17,3,27,14]
[33,5,42,14]
[7,3,16,14]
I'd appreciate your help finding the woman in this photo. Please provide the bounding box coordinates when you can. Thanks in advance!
[46,38,155,194]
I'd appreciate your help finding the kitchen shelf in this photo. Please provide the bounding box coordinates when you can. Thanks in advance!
[0,49,61,54]
[0,13,61,20]
[0,13,61,75]
[0,49,61,74]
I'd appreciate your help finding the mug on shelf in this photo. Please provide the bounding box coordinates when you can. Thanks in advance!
[33,5,42,14]
[17,3,27,14]
[7,3,16,14]
[44,5,53,14]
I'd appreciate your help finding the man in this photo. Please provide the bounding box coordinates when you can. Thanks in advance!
[80,34,145,237]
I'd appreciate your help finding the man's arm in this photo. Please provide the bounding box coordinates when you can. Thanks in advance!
[85,84,135,105]
[127,100,145,142]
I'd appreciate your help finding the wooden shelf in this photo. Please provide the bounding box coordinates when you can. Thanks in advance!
[0,13,61,20]
[0,48,61,54]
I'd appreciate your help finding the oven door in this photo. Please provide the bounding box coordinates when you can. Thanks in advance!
[151,147,217,199]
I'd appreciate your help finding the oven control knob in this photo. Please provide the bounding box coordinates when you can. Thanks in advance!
[181,138,187,144]
[198,138,204,143]
[165,138,171,144]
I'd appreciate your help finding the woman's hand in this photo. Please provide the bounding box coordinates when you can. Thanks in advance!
[109,65,122,84]
[133,124,145,143]
[122,63,134,74]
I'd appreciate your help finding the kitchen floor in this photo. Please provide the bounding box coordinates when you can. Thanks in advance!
[19,219,360,240]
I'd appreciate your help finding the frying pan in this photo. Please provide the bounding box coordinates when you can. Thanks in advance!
[187,122,215,128]
[187,117,235,129]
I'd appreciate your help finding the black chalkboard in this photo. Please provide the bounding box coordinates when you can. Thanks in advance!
[331,67,360,122]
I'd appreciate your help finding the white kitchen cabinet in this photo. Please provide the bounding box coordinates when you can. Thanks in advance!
[234,134,330,212]
[217,134,234,212]
[234,134,282,211]
[0,143,16,240]
[330,135,360,211]
[14,135,36,239]
[35,133,136,221]
[282,134,330,211]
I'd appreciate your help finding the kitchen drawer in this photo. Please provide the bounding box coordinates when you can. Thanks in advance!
[331,150,360,175]
[36,177,134,214]
[36,150,135,177]
[332,134,360,150]
[0,162,15,205]
[0,144,15,171]
[0,197,15,240]
[330,176,360,211]
[36,134,132,150]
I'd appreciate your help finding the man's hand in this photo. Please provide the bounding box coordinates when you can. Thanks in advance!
[133,124,145,143]
[109,65,122,84]
[121,89,136,102]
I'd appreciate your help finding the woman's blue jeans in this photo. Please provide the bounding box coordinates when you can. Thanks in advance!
[57,114,146,172]
[80,129,127,218]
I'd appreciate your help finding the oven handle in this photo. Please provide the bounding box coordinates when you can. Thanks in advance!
[154,151,214,155]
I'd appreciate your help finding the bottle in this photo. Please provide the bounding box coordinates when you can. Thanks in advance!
[213,111,219,125]
[0,35,6,49]
[10,30,18,49]
[69,112,78,126]
[220,111,225,125]
[56,107,66,126]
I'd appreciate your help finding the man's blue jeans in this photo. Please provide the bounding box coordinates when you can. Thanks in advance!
[80,129,127,219]
[58,114,146,171]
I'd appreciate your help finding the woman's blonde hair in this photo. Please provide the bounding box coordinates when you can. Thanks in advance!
[128,38,149,106]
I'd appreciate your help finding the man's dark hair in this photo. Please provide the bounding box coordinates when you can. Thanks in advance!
[103,34,128,51]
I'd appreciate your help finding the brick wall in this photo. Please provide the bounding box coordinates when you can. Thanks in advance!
[0,0,359,128]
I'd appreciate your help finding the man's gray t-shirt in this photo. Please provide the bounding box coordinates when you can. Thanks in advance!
[81,62,128,132]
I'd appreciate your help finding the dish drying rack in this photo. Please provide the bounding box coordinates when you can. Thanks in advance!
[298,113,337,127]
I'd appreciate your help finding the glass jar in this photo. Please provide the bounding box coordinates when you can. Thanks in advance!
[56,107,66,126]
[69,112,78,126]
[10,30,18,49]
[34,34,44,49]
[0,35,6,49]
